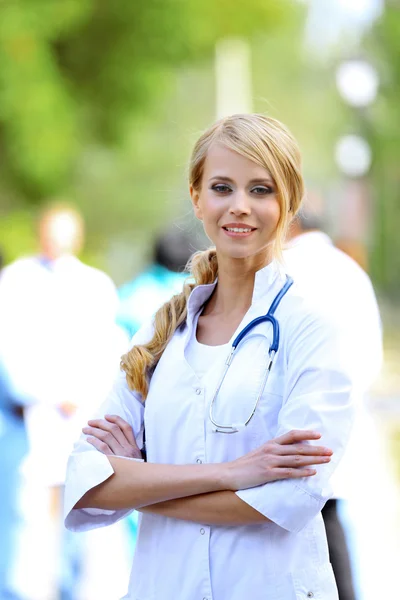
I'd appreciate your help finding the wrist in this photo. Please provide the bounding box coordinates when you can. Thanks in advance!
[214,462,234,492]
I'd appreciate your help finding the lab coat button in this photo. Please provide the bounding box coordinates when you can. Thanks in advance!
[200,528,205,535]
[196,458,203,464]
[195,388,202,395]
[307,593,314,598]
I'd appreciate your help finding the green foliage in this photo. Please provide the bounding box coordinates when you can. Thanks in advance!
[0,0,289,199]
[0,209,37,261]
[366,5,400,295]
[0,1,92,197]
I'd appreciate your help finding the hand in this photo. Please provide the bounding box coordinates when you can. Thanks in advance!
[223,430,332,491]
[82,415,142,459]
[58,401,78,417]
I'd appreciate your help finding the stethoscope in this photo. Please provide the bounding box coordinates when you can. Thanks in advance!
[209,275,294,434]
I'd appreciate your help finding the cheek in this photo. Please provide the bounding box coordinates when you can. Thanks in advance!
[199,194,224,223]
[261,198,281,229]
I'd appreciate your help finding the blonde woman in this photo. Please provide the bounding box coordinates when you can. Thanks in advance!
[64,114,353,600]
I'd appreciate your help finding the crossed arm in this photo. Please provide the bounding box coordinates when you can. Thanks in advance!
[78,415,331,526]
[138,491,266,525]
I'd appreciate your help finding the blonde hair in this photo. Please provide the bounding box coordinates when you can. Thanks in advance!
[121,114,304,398]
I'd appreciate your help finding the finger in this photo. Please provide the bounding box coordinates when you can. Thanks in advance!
[83,426,122,454]
[277,455,331,468]
[274,430,321,445]
[87,418,129,450]
[275,443,333,457]
[87,436,113,455]
[273,467,317,480]
[104,415,139,449]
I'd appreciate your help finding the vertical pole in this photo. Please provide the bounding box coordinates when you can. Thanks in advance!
[215,38,253,119]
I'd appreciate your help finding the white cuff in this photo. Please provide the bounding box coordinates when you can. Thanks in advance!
[236,480,325,534]
[64,452,143,531]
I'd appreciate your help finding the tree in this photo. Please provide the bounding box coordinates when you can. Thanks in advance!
[0,0,290,200]
[366,3,400,295]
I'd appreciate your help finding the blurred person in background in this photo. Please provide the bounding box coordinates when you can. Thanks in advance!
[0,205,129,600]
[116,227,194,549]
[284,203,390,600]
[117,227,194,339]
[0,250,29,600]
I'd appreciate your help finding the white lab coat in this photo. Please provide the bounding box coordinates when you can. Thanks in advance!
[0,254,126,486]
[65,260,354,600]
[283,232,383,499]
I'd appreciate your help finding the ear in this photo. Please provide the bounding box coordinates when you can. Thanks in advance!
[189,185,203,221]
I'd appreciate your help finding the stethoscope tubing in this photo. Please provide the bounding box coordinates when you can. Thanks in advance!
[209,275,293,433]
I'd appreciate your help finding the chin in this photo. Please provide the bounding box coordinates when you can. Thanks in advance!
[215,244,259,260]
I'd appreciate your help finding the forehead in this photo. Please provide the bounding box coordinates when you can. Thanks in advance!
[203,143,272,181]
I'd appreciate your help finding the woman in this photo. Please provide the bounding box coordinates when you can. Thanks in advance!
[64,114,353,600]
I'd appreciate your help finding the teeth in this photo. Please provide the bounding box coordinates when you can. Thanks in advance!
[226,227,252,233]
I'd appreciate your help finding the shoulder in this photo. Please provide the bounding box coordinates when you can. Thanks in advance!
[327,246,374,285]
[0,257,39,285]
[277,285,354,382]
[281,282,339,346]
[2,256,38,273]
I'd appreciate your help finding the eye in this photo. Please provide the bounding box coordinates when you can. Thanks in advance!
[211,183,232,194]
[251,185,274,196]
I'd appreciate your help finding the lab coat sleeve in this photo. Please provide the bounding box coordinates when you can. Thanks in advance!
[236,309,354,534]
[64,319,154,532]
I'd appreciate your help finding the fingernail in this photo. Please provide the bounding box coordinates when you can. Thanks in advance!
[82,427,88,433]
[322,457,331,462]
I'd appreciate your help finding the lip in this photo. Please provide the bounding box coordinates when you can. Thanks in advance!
[222,223,257,238]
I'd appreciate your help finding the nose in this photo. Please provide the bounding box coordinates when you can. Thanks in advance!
[228,190,251,216]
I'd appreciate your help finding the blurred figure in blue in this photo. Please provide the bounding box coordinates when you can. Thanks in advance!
[284,203,389,600]
[117,227,193,339]
[0,250,28,600]
[0,205,128,600]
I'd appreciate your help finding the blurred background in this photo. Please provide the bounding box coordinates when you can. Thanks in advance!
[0,0,399,599]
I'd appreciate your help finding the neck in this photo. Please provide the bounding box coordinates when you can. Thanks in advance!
[206,251,272,316]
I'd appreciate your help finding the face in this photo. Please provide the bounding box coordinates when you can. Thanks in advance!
[191,144,281,262]
[39,212,83,259]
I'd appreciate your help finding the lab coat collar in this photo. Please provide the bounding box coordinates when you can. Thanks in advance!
[37,254,81,272]
[185,259,283,339]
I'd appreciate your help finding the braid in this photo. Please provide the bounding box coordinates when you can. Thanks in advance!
[120,248,218,399]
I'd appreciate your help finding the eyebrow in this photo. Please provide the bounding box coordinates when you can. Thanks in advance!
[209,175,275,186]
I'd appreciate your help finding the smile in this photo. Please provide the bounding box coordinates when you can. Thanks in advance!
[222,224,256,237]
[226,227,252,233]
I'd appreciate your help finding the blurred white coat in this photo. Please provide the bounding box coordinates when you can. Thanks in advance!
[0,254,127,486]
[0,254,131,600]
[284,231,382,499]
[284,231,400,600]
